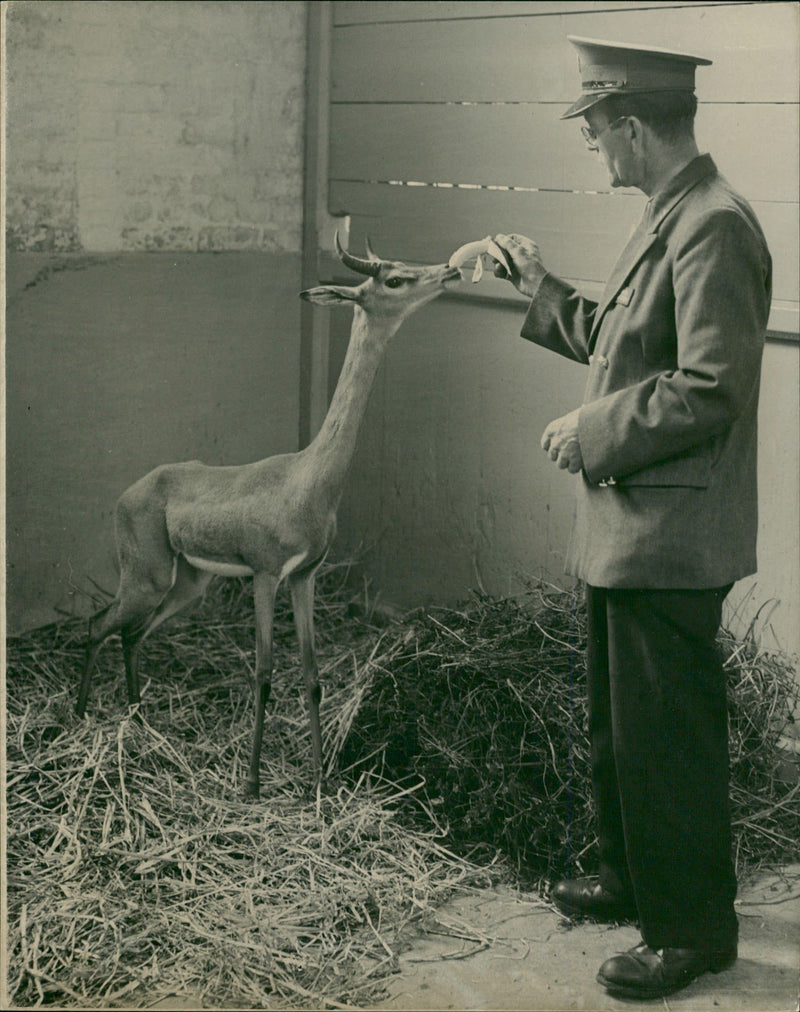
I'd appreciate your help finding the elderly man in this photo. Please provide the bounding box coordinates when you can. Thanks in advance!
[493,37,771,1000]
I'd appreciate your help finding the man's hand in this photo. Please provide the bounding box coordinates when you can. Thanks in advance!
[491,233,548,298]
[541,408,584,473]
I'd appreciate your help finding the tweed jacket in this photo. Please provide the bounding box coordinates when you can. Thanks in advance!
[521,155,772,588]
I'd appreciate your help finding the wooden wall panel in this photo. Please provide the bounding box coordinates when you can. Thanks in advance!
[333,2,732,25]
[332,181,642,279]
[329,1,798,335]
[331,182,798,310]
[316,1,799,656]
[330,103,798,204]
[332,3,798,104]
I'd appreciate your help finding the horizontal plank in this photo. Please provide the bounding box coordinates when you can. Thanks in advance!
[332,181,645,280]
[332,2,799,104]
[318,251,798,338]
[750,201,800,306]
[333,1,737,24]
[330,102,799,204]
[329,181,799,303]
[438,281,800,339]
[331,102,584,191]
[766,304,800,339]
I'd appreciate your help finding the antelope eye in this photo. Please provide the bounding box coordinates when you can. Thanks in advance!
[384,276,406,289]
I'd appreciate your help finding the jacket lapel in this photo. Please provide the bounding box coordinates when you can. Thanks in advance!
[590,222,659,344]
[589,155,717,345]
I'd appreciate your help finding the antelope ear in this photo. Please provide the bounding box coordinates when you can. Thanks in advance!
[299,284,361,306]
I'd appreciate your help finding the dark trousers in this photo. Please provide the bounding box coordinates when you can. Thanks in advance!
[585,583,738,951]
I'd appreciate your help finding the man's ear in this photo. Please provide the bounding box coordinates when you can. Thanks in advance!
[626,115,644,143]
[299,284,361,306]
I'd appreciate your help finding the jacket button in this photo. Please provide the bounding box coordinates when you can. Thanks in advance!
[597,354,609,369]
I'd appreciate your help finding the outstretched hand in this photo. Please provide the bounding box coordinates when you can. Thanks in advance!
[491,233,548,298]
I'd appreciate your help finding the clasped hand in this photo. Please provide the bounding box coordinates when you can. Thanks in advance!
[540,408,584,473]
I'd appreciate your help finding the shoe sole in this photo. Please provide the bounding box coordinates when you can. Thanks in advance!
[597,973,693,999]
[596,952,737,999]
[554,906,638,924]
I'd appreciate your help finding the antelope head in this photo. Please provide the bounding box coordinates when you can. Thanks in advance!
[300,232,461,321]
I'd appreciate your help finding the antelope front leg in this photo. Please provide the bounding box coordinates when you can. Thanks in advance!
[77,638,104,718]
[290,569,323,784]
[246,572,279,799]
[121,627,144,711]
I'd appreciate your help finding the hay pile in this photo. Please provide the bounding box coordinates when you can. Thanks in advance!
[339,583,800,884]
[6,566,799,1008]
[339,585,592,880]
[5,567,496,1010]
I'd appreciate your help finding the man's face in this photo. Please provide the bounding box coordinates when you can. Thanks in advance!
[582,106,637,189]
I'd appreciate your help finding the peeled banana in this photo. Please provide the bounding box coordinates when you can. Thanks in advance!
[448,236,512,283]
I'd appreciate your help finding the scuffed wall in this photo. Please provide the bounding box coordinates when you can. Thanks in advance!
[6,0,305,253]
[6,1,309,633]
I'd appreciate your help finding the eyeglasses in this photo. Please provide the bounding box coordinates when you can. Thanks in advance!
[580,116,628,148]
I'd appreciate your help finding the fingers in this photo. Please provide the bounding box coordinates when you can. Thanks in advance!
[491,234,545,296]
[494,233,538,256]
[541,411,584,474]
[542,431,563,463]
[490,233,521,279]
[548,442,579,470]
[493,234,540,272]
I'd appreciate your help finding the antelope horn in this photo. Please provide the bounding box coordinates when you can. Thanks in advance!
[364,236,380,262]
[335,230,381,277]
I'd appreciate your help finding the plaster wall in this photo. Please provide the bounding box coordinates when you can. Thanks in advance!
[5,0,306,253]
[5,1,308,632]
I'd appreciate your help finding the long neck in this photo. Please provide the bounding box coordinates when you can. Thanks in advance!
[303,305,395,496]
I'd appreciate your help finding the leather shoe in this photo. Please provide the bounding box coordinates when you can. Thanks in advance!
[597,940,738,999]
[551,877,637,922]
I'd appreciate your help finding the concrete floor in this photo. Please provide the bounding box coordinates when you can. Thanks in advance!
[377,867,800,1012]
[149,866,799,1011]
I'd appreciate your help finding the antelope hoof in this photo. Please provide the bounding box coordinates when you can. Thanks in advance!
[242,779,260,800]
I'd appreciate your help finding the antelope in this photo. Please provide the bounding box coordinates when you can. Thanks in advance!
[76,234,461,797]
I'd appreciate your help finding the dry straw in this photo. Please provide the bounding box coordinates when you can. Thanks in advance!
[7,566,497,1009]
[339,582,800,883]
[6,564,799,1008]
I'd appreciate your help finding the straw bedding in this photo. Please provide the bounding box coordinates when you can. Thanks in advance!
[339,582,800,881]
[6,564,799,1009]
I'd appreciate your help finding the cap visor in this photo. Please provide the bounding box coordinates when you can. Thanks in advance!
[560,92,613,119]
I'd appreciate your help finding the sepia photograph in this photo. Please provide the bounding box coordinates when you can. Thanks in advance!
[3,1,799,1009]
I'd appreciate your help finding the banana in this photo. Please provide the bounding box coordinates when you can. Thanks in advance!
[448,236,512,283]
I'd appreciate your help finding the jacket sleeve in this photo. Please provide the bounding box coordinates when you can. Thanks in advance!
[520,273,599,365]
[578,208,770,484]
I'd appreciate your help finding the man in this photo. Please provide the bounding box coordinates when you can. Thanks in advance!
[492,36,771,1000]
